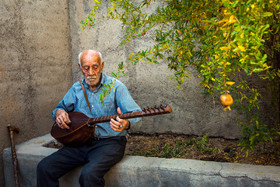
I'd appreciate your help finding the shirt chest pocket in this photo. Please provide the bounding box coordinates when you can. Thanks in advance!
[103,97,116,115]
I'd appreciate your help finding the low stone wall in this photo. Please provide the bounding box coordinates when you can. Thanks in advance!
[3,134,280,187]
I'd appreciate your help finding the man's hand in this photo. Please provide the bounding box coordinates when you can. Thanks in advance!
[55,109,71,129]
[110,107,130,132]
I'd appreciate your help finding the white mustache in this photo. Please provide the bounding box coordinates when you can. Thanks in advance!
[87,76,97,79]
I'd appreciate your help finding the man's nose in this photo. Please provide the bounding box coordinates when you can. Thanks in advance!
[88,67,95,75]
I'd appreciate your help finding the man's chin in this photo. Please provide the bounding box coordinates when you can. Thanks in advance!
[86,79,98,86]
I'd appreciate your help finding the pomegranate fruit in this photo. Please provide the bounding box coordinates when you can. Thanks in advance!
[220,93,233,110]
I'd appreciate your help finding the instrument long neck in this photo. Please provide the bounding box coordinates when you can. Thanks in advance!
[88,111,143,124]
[88,107,171,124]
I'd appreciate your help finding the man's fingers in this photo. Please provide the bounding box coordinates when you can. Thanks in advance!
[61,122,70,129]
[117,107,122,114]
[66,115,71,123]
[56,113,70,129]
[56,117,63,126]
[110,108,128,131]
[60,116,70,129]
[110,118,122,132]
[110,118,120,127]
[62,112,71,124]
[116,116,122,122]
[61,113,71,124]
[57,121,69,129]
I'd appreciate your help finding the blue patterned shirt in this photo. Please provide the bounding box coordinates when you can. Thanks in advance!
[52,73,141,138]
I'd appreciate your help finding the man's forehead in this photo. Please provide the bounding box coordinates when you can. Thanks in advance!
[81,53,101,64]
[82,62,100,66]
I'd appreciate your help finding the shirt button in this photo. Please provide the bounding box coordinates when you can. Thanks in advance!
[92,105,94,108]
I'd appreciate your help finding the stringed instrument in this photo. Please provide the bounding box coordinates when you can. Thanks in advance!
[51,105,172,147]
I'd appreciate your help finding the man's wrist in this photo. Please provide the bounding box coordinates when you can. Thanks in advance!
[55,109,65,118]
[125,121,131,130]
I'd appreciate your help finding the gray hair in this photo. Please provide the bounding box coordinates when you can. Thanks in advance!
[78,50,103,65]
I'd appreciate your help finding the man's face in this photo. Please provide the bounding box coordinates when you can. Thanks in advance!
[79,52,104,90]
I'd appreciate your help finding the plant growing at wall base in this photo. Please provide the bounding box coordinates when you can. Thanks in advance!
[81,0,280,153]
[192,133,218,153]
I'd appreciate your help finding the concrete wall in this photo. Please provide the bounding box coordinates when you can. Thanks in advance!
[0,0,72,186]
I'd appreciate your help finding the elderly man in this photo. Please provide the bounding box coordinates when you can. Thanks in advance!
[37,49,141,187]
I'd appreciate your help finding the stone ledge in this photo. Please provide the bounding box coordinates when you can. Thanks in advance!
[3,134,280,187]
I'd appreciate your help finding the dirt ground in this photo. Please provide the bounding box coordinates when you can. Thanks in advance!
[46,133,280,166]
[125,133,280,166]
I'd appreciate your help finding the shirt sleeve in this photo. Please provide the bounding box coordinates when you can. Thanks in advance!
[115,81,142,126]
[51,86,76,120]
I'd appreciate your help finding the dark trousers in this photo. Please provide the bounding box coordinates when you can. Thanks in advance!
[37,136,126,187]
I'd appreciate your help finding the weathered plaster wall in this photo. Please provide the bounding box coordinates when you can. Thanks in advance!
[68,0,278,139]
[0,0,72,186]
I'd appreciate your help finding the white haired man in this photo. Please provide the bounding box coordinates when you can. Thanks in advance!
[37,49,141,187]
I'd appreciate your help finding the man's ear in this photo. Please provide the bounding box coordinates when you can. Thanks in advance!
[101,61,104,70]
[78,63,82,70]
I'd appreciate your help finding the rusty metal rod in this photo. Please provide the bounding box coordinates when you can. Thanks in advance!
[7,124,20,187]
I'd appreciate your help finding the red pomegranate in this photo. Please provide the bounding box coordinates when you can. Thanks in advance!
[220,94,233,110]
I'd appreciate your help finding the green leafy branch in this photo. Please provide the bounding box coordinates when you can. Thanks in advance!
[82,0,280,152]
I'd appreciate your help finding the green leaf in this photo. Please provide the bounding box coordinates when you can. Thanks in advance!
[111,72,117,78]
[253,68,264,73]
[262,12,273,17]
